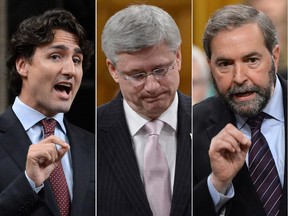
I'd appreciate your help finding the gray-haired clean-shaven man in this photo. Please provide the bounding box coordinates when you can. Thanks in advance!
[98,4,191,216]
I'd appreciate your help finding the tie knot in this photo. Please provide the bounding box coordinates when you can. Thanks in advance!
[41,118,57,138]
[145,120,164,135]
[246,112,268,130]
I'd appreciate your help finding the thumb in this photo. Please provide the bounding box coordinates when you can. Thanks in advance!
[56,143,70,159]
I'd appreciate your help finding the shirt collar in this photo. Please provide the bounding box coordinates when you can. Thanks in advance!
[12,97,66,133]
[236,76,284,128]
[124,93,178,137]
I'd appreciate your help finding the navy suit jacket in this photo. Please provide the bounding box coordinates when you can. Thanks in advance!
[0,107,95,216]
[193,75,287,216]
[97,91,191,216]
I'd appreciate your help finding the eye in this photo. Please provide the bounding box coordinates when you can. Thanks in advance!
[131,72,146,81]
[216,60,233,73]
[153,68,166,76]
[49,53,62,60]
[218,61,231,68]
[247,57,259,64]
[73,56,82,65]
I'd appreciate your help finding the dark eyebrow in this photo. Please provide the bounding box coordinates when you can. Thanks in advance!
[214,51,263,63]
[242,51,262,60]
[214,56,232,64]
[49,45,83,54]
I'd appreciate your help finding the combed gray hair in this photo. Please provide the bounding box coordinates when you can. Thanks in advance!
[203,4,278,60]
[101,4,181,64]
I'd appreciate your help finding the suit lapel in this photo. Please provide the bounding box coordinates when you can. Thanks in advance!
[0,107,59,215]
[0,118,31,171]
[204,77,288,216]
[170,93,191,215]
[232,165,266,215]
[66,121,94,216]
[205,99,235,140]
[98,95,152,215]
[279,75,287,215]
[204,100,265,215]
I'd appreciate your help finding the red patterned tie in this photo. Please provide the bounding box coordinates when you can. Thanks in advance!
[247,112,282,216]
[41,118,70,216]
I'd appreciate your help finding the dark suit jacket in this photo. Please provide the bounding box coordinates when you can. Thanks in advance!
[97,92,191,216]
[0,107,95,216]
[193,75,287,216]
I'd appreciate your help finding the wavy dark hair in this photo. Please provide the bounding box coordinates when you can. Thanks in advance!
[7,9,94,95]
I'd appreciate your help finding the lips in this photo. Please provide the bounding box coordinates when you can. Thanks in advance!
[142,92,167,102]
[232,91,254,97]
[231,91,256,102]
[54,82,72,98]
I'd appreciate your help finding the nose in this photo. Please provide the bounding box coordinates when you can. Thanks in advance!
[62,59,77,76]
[144,74,160,93]
[233,63,247,85]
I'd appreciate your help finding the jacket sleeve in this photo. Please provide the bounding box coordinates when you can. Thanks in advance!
[0,172,41,215]
[193,177,218,216]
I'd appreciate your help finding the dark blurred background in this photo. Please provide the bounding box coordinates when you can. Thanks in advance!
[7,0,95,133]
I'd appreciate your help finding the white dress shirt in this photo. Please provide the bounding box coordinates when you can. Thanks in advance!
[12,97,73,200]
[123,93,178,193]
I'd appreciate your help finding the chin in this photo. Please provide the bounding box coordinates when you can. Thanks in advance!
[145,107,168,119]
[53,104,72,114]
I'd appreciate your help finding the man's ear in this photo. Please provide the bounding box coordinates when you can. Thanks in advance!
[16,57,29,77]
[175,48,182,71]
[106,59,119,83]
[272,44,280,73]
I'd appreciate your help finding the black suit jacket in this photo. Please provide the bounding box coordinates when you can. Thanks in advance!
[97,92,191,216]
[193,75,287,216]
[0,107,95,216]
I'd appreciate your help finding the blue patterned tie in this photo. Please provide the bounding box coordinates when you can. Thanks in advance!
[247,112,282,216]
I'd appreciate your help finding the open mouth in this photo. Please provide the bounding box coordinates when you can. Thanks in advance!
[232,91,254,97]
[54,82,72,95]
[230,91,256,102]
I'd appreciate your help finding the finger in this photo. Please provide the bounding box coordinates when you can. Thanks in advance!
[44,135,70,148]
[221,141,238,154]
[211,138,239,154]
[239,140,251,153]
[57,145,70,158]
[218,133,242,153]
[44,142,69,162]
[224,124,251,146]
[36,149,58,166]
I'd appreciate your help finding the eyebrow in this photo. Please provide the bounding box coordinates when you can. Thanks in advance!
[214,51,262,63]
[49,44,83,54]
[242,51,262,59]
[214,56,231,64]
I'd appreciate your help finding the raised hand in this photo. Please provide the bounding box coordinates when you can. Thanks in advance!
[25,135,70,187]
[209,123,251,193]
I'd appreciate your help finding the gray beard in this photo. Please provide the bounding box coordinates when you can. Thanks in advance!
[213,60,276,118]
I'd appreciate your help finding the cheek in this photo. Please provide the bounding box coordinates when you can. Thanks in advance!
[212,74,233,93]
[252,77,270,89]
[119,81,141,98]
[76,73,83,84]
[168,73,180,89]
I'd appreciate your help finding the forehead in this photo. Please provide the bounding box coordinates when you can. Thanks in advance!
[210,23,267,58]
[116,43,175,68]
[52,29,79,46]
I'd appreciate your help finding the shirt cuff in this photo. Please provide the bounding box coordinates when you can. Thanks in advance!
[207,174,234,212]
[25,171,44,193]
